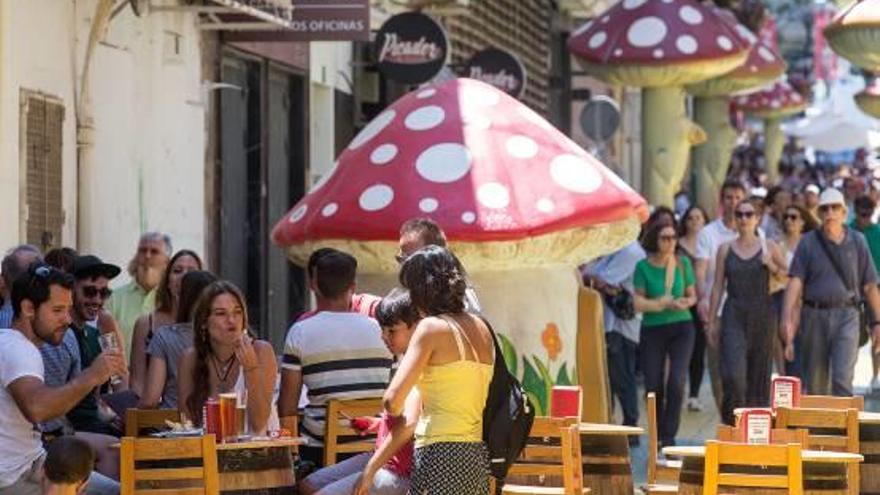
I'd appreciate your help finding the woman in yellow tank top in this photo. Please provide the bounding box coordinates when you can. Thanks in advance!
[384,246,494,495]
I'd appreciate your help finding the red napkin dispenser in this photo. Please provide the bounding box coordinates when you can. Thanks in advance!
[741,409,774,444]
[550,386,582,418]
[771,376,801,411]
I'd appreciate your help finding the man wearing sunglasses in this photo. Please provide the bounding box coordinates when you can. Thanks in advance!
[64,256,124,437]
[783,188,880,396]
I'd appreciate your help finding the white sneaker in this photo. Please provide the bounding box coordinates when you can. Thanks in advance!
[686,397,704,412]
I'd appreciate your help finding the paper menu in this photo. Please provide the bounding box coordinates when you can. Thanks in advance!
[771,376,801,411]
[742,410,773,445]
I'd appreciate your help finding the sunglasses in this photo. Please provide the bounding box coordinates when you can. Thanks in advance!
[819,204,843,213]
[81,285,112,300]
[783,214,801,221]
[734,211,755,219]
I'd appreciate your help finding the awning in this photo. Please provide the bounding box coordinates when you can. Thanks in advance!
[148,0,295,31]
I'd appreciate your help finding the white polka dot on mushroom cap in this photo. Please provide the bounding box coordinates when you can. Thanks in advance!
[717,36,733,51]
[589,31,607,49]
[758,46,775,63]
[419,198,439,213]
[506,135,539,159]
[321,203,338,217]
[359,184,394,212]
[405,106,445,131]
[679,5,703,25]
[676,35,698,54]
[750,65,758,72]
[416,143,473,183]
[736,25,757,44]
[536,198,555,213]
[461,84,501,107]
[416,88,436,99]
[601,15,610,23]
[628,17,668,48]
[461,211,476,224]
[623,0,647,9]
[477,182,510,209]
[349,110,395,150]
[653,49,664,59]
[550,154,603,194]
[614,48,623,57]
[370,144,398,165]
[289,204,308,223]
[771,99,781,108]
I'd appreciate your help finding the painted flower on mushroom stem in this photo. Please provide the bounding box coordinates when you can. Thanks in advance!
[542,323,562,361]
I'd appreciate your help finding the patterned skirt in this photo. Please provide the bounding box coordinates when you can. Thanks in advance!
[408,442,490,495]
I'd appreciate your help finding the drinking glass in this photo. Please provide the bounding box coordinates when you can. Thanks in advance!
[218,393,238,443]
[97,333,122,386]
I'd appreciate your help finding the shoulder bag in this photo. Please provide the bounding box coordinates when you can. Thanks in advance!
[815,230,869,347]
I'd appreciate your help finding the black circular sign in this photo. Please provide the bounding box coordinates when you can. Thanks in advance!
[464,48,527,99]
[375,12,449,85]
[580,96,621,142]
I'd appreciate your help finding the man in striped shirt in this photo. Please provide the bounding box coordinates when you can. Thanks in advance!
[278,249,392,468]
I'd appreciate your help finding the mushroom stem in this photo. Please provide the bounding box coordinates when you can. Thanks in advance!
[642,86,707,207]
[692,95,737,218]
[764,116,784,185]
[856,93,880,119]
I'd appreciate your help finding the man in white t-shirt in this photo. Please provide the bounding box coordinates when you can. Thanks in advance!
[278,249,392,471]
[0,264,126,495]
[694,179,747,413]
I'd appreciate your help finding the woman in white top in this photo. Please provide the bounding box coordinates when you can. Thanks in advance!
[178,281,279,433]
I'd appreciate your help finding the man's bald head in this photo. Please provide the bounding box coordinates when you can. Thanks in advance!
[1,245,42,293]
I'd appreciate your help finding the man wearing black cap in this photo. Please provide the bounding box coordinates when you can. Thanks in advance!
[64,255,124,437]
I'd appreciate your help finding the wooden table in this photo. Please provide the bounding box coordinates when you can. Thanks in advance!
[578,423,643,495]
[663,446,863,495]
[116,437,306,494]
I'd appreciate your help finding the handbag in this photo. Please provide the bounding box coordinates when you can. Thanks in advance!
[815,230,870,347]
[604,289,636,321]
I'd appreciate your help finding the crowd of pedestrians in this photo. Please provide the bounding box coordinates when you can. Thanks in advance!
[589,173,880,448]
[0,218,499,494]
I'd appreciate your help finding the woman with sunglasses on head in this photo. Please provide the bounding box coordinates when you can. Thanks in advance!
[776,205,818,378]
[677,206,709,412]
[633,219,696,448]
[708,198,788,425]
[178,281,279,434]
[129,250,201,397]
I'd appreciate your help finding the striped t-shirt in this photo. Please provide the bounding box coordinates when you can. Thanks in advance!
[282,311,392,444]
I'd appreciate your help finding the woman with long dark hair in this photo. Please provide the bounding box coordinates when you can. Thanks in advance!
[177,281,279,433]
[130,250,201,396]
[138,270,218,409]
[707,199,788,425]
[385,246,494,495]
[677,206,709,411]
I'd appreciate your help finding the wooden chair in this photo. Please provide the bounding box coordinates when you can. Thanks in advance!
[799,395,865,411]
[646,392,681,491]
[776,407,860,495]
[716,425,810,445]
[125,408,182,437]
[703,440,803,495]
[323,398,383,467]
[120,434,219,495]
[502,417,589,495]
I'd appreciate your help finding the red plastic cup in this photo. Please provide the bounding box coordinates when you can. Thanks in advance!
[550,386,582,419]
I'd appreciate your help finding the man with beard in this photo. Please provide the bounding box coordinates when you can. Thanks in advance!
[0,264,126,494]
[0,245,42,328]
[108,232,171,357]
[65,256,125,437]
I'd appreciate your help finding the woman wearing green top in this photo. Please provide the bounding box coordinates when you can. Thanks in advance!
[634,219,696,448]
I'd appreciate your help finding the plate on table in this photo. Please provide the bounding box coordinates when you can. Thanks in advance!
[150,428,204,438]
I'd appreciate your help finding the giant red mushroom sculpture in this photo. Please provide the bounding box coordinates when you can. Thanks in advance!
[568,0,750,206]
[272,78,647,416]
[825,0,880,72]
[686,11,785,216]
[736,80,807,182]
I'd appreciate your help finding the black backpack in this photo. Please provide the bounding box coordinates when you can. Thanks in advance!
[480,318,535,488]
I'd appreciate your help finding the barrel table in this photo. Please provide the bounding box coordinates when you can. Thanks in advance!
[579,423,643,495]
[858,412,880,495]
[217,438,304,494]
[663,446,863,495]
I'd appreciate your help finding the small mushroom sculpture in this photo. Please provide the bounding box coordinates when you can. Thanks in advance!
[686,11,786,216]
[825,0,880,72]
[272,78,647,417]
[568,0,750,207]
[856,76,880,119]
[736,80,807,183]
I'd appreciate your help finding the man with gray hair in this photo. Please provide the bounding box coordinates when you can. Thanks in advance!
[107,232,171,356]
[0,245,42,328]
